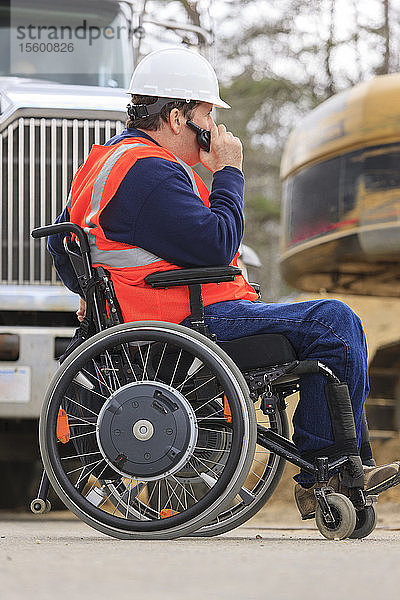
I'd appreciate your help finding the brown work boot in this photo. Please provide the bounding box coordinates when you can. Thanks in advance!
[294,462,400,519]
[363,462,400,493]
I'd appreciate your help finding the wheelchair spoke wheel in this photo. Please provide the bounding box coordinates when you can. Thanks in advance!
[39,322,256,539]
[192,396,289,536]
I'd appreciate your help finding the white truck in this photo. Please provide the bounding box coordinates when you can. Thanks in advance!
[0,0,138,506]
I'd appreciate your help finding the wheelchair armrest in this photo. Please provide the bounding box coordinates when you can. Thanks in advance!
[144,266,242,288]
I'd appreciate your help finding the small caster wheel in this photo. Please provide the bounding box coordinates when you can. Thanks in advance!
[348,504,377,539]
[44,500,52,514]
[30,498,47,514]
[315,493,356,540]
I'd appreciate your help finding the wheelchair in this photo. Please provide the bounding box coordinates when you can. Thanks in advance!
[30,222,381,541]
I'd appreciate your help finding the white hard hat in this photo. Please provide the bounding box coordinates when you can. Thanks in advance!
[128,47,230,109]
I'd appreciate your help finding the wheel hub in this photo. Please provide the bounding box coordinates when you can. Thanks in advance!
[132,419,154,441]
[96,381,198,480]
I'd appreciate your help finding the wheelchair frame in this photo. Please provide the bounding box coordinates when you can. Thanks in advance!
[30,222,382,539]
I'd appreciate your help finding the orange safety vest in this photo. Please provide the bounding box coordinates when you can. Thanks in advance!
[68,137,258,324]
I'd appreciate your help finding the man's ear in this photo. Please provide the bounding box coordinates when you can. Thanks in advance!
[169,108,183,134]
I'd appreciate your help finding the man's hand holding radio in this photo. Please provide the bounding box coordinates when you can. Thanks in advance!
[200,123,243,173]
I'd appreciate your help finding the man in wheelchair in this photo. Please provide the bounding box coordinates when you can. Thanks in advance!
[46,47,399,537]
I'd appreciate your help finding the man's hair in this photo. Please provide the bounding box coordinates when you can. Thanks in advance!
[126,95,199,131]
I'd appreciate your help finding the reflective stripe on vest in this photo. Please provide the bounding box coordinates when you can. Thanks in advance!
[83,142,200,269]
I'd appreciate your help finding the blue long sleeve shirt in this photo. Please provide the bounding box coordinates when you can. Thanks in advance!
[47,128,245,296]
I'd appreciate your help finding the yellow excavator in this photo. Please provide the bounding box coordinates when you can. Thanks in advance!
[281,72,400,297]
[280,73,400,436]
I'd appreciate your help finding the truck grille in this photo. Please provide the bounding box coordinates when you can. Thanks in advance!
[0,117,124,284]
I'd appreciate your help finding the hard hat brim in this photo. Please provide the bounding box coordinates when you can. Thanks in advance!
[213,98,231,109]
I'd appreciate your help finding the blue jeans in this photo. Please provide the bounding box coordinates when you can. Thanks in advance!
[181,298,369,485]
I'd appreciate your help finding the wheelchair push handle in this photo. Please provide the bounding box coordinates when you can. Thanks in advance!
[31,223,90,253]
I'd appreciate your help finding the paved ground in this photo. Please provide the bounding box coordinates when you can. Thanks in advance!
[1,511,399,600]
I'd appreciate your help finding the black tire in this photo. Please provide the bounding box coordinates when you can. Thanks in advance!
[194,402,289,536]
[315,493,356,540]
[39,321,256,540]
[348,504,377,539]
